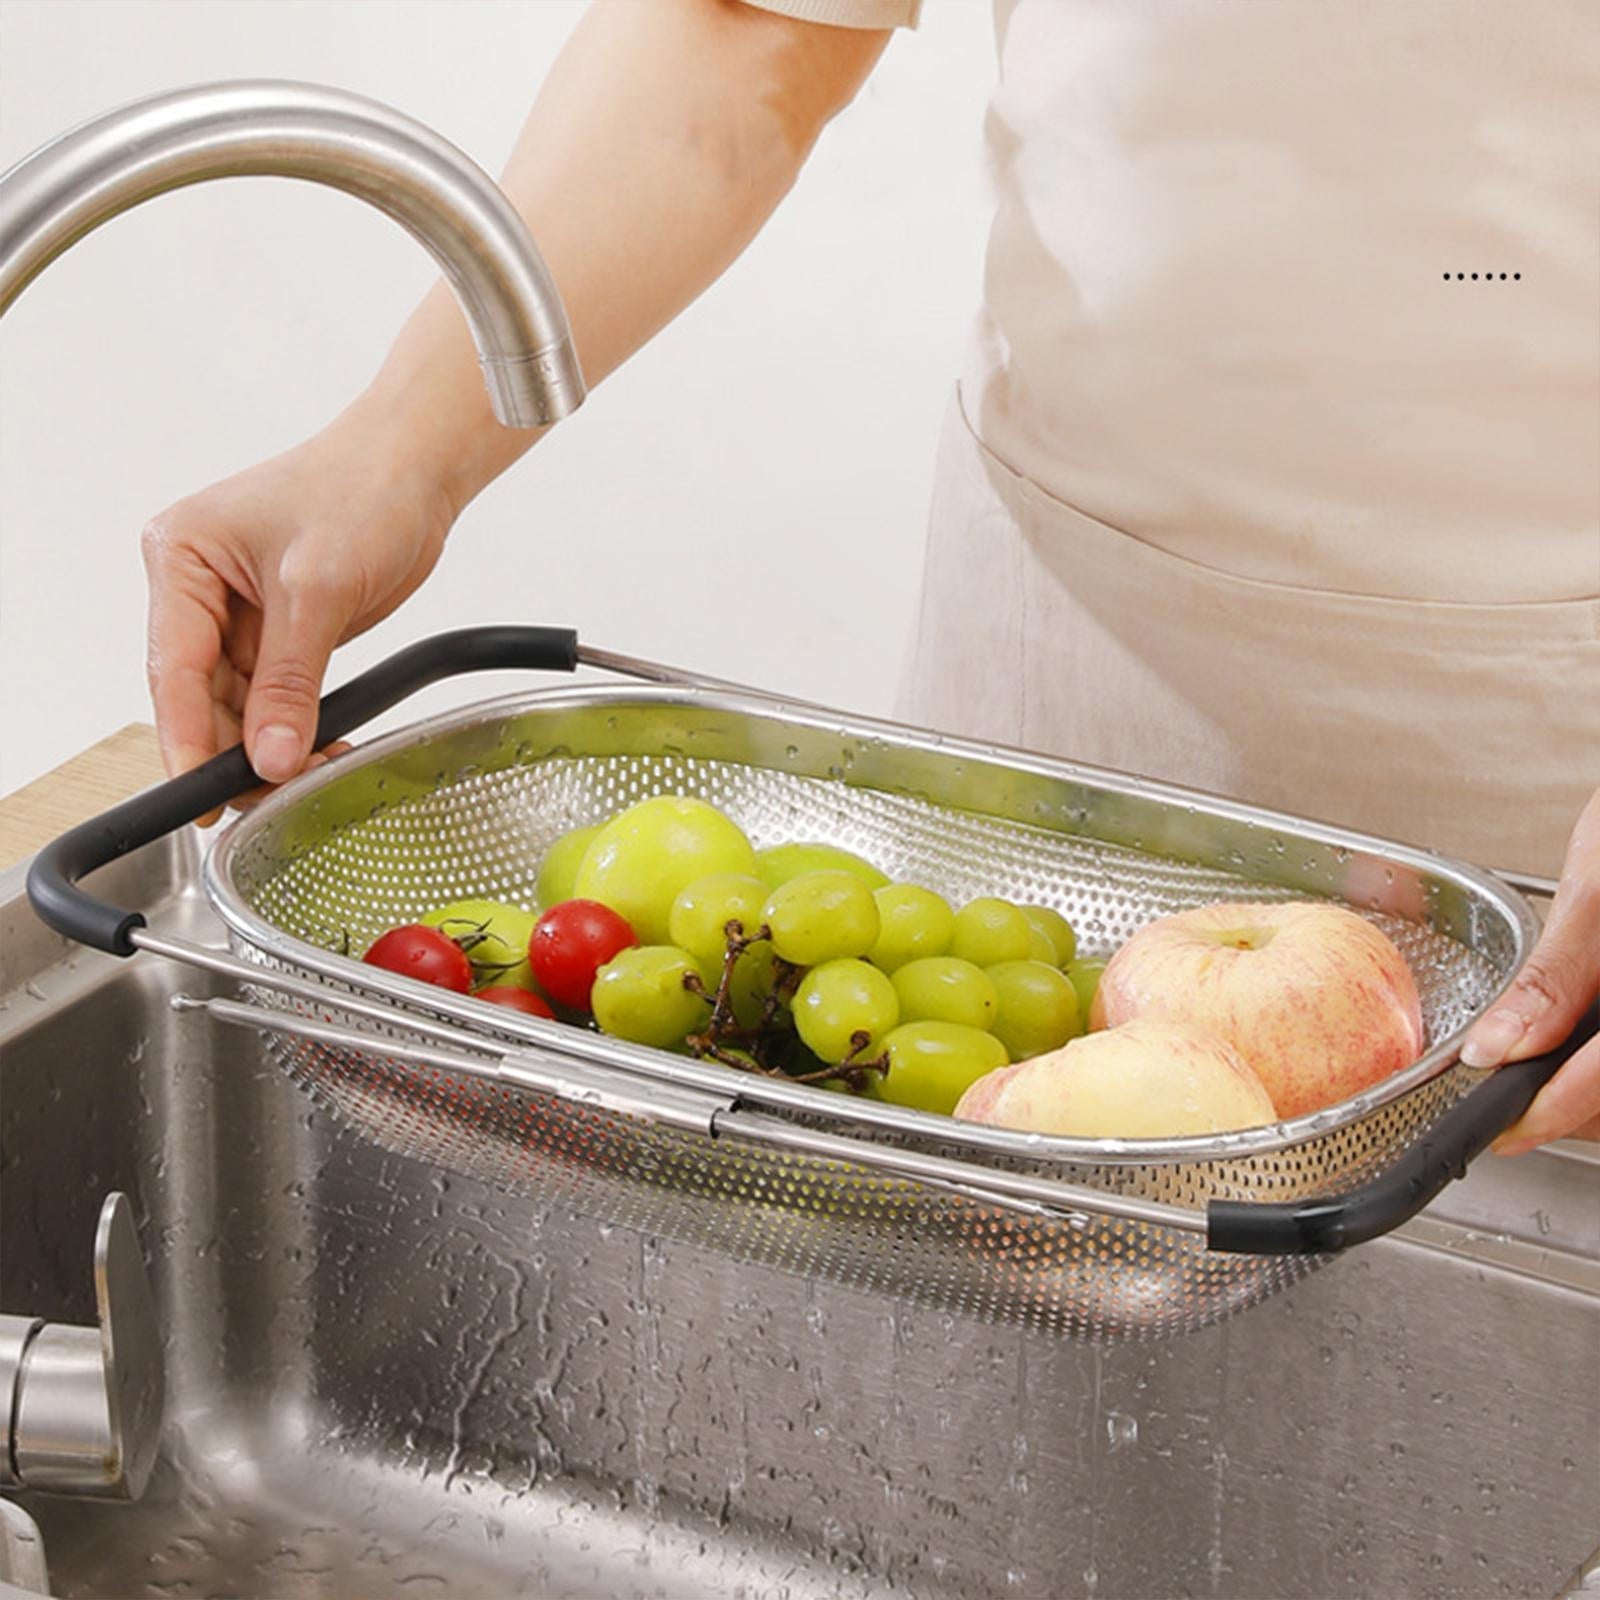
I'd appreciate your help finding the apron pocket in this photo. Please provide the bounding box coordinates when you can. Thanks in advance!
[898,388,1598,876]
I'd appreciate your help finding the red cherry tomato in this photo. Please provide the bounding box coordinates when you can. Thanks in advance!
[362,924,473,993]
[530,899,638,1010]
[475,986,555,1018]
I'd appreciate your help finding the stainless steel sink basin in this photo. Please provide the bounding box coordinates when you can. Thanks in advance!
[2,833,1596,1598]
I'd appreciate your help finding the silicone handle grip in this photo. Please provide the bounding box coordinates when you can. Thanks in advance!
[1206,1003,1598,1254]
[26,625,579,954]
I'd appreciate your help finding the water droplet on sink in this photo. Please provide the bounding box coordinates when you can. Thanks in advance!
[1106,1410,1139,1450]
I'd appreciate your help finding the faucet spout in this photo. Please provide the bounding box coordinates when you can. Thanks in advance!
[0,79,585,426]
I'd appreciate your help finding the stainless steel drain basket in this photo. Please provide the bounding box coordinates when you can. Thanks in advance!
[29,627,1588,1340]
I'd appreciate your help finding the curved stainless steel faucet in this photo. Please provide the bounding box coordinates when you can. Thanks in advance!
[0,79,585,425]
[0,81,585,1531]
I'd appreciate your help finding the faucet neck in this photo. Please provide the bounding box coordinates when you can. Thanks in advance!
[0,79,583,426]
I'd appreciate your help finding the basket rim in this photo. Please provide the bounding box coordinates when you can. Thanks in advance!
[203,680,1541,1169]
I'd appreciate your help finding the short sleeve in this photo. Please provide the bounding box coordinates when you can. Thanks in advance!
[737,0,922,29]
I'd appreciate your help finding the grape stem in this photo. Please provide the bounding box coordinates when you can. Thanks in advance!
[693,1040,783,1076]
[787,1057,884,1090]
[764,957,803,1018]
[682,920,777,1069]
[679,920,829,1078]
[830,1032,889,1089]
[680,923,892,1091]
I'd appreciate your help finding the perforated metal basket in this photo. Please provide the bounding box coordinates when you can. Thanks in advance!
[31,629,1576,1339]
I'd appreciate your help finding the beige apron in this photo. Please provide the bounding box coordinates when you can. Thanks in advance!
[743,0,1600,873]
[896,389,1598,879]
[891,0,1599,880]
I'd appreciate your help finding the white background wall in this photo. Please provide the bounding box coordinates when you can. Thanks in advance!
[0,0,994,792]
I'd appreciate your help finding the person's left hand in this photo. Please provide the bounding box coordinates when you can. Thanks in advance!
[1459,784,1600,1153]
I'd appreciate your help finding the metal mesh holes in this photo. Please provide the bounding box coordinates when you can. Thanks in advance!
[207,690,1527,1340]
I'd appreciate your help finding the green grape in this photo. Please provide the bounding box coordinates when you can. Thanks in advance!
[985,960,1081,1060]
[1064,959,1108,1027]
[668,873,769,970]
[793,959,899,1064]
[760,870,880,966]
[949,898,1034,967]
[590,945,710,1048]
[574,796,756,945]
[420,899,538,991]
[1026,925,1058,964]
[867,884,955,972]
[1021,905,1078,966]
[728,938,790,1030]
[536,824,602,910]
[755,842,890,893]
[872,1021,1009,1116]
[891,957,998,1032]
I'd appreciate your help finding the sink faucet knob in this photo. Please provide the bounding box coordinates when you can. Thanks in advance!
[0,1193,164,1500]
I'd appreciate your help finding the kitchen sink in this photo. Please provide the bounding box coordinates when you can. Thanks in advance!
[1,833,1596,1599]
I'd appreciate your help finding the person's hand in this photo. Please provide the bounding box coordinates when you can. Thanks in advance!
[140,410,458,807]
[136,0,888,812]
[1460,784,1600,1152]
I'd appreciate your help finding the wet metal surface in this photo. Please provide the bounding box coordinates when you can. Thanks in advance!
[1,837,1596,1598]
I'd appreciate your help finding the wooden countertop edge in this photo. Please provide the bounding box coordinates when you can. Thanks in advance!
[0,724,167,872]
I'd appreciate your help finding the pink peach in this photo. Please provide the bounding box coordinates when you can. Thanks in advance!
[1094,901,1424,1119]
[954,1019,1276,1138]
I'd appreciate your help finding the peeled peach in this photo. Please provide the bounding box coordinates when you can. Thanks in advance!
[953,1019,1276,1138]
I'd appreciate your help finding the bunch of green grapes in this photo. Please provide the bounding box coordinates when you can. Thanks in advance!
[861,893,1096,1114]
[533,799,1106,1116]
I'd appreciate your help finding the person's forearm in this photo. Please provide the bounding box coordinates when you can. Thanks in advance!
[341,0,889,517]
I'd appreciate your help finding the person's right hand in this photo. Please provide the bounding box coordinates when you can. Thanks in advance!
[137,0,889,805]
[140,412,458,796]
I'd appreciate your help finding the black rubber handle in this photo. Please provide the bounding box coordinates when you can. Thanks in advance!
[1207,1003,1599,1254]
[26,625,580,955]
